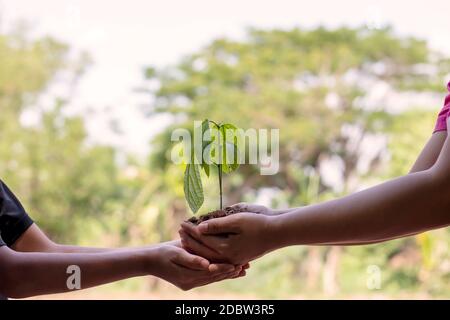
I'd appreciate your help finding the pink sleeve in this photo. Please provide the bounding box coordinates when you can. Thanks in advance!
[433,82,450,133]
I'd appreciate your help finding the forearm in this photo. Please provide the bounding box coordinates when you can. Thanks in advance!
[0,247,153,298]
[11,224,121,254]
[52,240,180,253]
[52,244,117,253]
[272,132,447,245]
[16,239,119,254]
[269,169,450,249]
[270,205,420,246]
[14,223,177,254]
[270,207,301,215]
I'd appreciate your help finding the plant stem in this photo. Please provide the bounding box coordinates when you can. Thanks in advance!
[218,164,223,210]
[213,121,223,210]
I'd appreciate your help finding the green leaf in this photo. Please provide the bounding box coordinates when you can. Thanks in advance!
[183,164,204,214]
[202,163,210,176]
[201,119,211,149]
[220,123,238,133]
[221,142,240,173]
[220,124,241,173]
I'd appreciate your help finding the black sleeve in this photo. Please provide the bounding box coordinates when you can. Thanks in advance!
[0,180,34,247]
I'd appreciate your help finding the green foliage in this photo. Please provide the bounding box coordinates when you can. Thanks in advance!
[182,119,241,213]
[0,29,121,242]
[184,163,204,213]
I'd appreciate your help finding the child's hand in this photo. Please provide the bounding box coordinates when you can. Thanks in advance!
[149,243,244,291]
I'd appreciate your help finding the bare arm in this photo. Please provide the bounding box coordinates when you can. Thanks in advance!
[0,244,148,298]
[13,224,182,254]
[12,224,120,253]
[5,223,243,298]
[318,130,448,245]
[236,132,447,219]
[269,132,450,248]
[229,132,447,246]
[409,131,447,173]
[0,241,240,298]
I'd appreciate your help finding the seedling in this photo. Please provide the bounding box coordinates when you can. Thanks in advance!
[182,119,242,221]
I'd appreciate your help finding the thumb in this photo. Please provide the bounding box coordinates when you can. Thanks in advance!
[198,217,240,235]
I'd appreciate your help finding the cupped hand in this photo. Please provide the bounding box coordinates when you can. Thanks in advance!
[179,212,274,265]
[150,241,247,291]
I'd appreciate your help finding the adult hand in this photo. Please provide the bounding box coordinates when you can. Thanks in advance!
[179,213,275,265]
[149,241,246,291]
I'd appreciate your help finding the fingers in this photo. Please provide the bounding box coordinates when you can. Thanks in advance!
[231,202,262,214]
[213,265,246,281]
[208,263,236,273]
[164,239,182,247]
[172,248,210,271]
[181,221,205,241]
[230,202,248,212]
[197,216,241,235]
[175,263,247,290]
[216,268,244,281]
[181,263,236,284]
[196,268,244,287]
[233,269,246,278]
[181,222,229,253]
[232,263,249,278]
[201,265,244,283]
[179,229,223,262]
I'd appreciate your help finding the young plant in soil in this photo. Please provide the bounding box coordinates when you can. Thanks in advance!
[183,119,244,225]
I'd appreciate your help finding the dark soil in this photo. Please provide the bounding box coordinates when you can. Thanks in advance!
[187,206,244,225]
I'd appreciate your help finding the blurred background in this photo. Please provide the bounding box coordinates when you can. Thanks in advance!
[1,0,449,299]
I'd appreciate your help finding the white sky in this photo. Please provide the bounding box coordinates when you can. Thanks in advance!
[1,0,450,156]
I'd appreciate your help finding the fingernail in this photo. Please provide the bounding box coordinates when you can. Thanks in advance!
[209,265,218,272]
[201,260,210,269]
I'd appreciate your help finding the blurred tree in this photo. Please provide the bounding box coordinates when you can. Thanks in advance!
[0,28,122,242]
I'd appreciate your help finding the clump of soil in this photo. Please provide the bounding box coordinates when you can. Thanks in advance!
[187,206,244,225]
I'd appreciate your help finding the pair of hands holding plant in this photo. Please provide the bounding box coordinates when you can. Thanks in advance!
[179,203,278,265]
